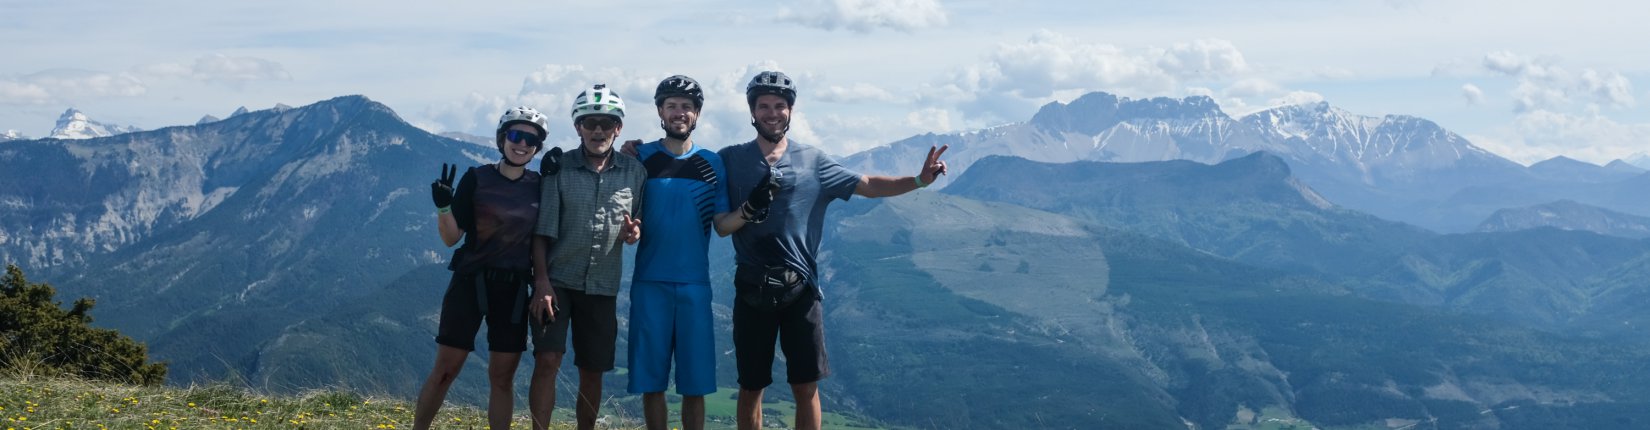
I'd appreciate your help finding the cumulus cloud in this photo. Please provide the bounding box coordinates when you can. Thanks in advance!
[0,69,146,105]
[1462,83,1484,104]
[0,81,52,105]
[1473,109,1650,165]
[1154,39,1249,80]
[928,31,1262,124]
[413,61,954,157]
[135,54,291,85]
[1477,50,1635,112]
[779,0,949,33]
[419,62,797,151]
[815,83,897,103]
[1223,78,1282,99]
[1268,90,1325,107]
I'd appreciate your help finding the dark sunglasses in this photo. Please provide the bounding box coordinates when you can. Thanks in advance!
[578,117,620,131]
[504,129,544,146]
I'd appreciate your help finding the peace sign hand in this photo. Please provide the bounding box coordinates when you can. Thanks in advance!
[918,144,950,186]
[431,163,457,209]
[620,212,642,245]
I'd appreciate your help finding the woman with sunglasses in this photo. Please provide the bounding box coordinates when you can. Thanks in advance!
[415,106,550,430]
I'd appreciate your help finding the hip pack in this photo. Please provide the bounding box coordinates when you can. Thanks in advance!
[734,264,811,312]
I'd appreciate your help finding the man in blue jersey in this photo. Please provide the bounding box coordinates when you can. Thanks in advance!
[628,75,771,430]
[720,71,948,430]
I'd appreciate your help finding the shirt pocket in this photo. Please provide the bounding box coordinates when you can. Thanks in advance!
[607,187,635,220]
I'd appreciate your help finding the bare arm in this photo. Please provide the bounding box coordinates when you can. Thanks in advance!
[438,212,461,246]
[854,175,921,198]
[853,144,949,198]
[530,235,556,322]
[713,211,748,237]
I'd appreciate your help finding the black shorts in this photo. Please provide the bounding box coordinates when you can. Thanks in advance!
[530,286,618,371]
[435,271,530,353]
[733,284,829,390]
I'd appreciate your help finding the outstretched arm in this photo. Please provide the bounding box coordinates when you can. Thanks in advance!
[854,144,949,198]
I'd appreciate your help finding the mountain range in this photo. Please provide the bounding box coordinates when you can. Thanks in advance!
[843,92,1650,235]
[5,95,1650,428]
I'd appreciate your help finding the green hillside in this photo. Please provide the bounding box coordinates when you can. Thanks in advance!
[816,193,1650,429]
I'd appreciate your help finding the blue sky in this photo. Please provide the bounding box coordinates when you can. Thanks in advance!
[3,0,1648,164]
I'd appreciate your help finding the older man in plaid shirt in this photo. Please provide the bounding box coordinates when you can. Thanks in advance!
[527,84,647,430]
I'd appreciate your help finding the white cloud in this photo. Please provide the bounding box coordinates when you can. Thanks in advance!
[1474,109,1650,165]
[815,83,897,103]
[1462,83,1484,105]
[0,81,52,105]
[135,54,291,85]
[192,54,291,84]
[1268,90,1324,107]
[779,0,949,33]
[1224,78,1282,99]
[1154,39,1249,80]
[1312,66,1356,80]
[933,30,1245,123]
[1478,50,1636,112]
[416,62,853,153]
[905,107,954,134]
[0,70,146,105]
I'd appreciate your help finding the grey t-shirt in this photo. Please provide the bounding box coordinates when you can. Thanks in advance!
[719,139,860,284]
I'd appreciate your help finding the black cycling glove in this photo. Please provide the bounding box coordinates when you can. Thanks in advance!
[742,169,778,223]
[431,163,456,209]
[539,147,564,176]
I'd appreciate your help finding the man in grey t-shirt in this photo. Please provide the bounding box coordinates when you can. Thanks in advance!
[720,71,949,430]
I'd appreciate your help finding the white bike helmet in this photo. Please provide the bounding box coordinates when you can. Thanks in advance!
[496,106,550,137]
[571,84,626,122]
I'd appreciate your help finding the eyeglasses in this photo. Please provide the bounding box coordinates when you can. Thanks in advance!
[505,129,544,147]
[578,117,620,131]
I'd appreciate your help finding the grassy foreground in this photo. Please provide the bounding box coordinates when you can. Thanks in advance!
[0,374,587,430]
[2,374,904,430]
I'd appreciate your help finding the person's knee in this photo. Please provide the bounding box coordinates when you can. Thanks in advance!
[488,365,516,386]
[790,382,818,399]
[533,352,564,373]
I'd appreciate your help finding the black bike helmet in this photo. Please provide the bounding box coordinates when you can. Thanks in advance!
[654,75,704,109]
[745,71,796,107]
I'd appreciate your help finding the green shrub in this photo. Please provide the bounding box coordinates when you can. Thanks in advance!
[1,264,167,385]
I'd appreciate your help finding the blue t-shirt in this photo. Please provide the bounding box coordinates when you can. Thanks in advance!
[633,140,731,284]
[718,139,861,284]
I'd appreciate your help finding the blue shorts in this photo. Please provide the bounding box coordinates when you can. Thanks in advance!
[627,280,717,396]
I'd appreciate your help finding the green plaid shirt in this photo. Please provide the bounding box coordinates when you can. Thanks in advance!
[536,147,646,296]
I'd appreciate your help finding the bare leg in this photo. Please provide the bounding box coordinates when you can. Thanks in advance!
[736,388,765,430]
[575,367,605,430]
[682,395,706,430]
[413,345,469,430]
[791,382,820,430]
[643,392,668,430]
[529,351,565,430]
[488,352,523,429]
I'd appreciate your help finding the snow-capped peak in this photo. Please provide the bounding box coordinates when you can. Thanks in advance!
[48,108,142,139]
[1,129,26,141]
